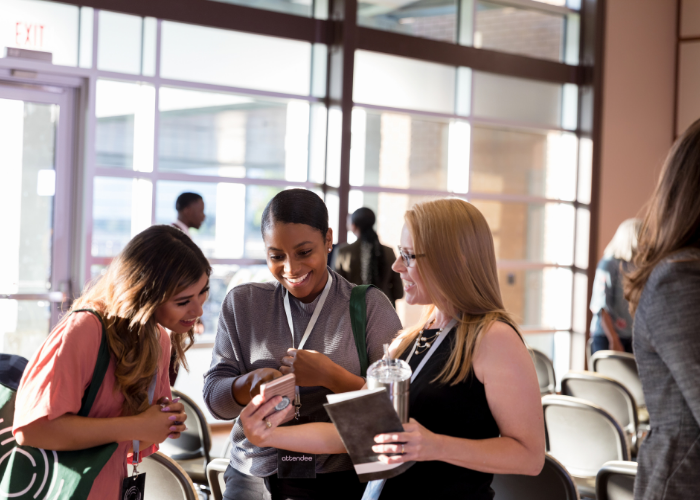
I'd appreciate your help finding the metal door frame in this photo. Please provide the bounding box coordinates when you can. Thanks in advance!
[0,73,84,328]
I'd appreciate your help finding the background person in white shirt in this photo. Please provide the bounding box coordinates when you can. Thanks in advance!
[172,192,206,236]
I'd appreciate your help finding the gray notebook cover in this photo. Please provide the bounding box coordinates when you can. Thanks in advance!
[324,388,415,482]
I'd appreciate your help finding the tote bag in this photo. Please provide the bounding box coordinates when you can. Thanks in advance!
[0,309,118,499]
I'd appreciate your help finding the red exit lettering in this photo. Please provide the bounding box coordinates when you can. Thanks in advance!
[15,22,45,48]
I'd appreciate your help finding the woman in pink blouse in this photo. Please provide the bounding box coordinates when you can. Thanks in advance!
[13,225,210,499]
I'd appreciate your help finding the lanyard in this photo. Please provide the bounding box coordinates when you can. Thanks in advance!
[405,318,458,383]
[282,270,333,417]
[132,370,158,472]
[283,271,333,351]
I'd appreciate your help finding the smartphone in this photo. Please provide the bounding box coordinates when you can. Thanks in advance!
[260,373,296,424]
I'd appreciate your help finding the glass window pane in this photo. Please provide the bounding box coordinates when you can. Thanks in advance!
[572,271,588,334]
[78,6,93,68]
[207,0,312,17]
[472,200,575,265]
[95,80,155,171]
[0,0,79,66]
[0,300,51,360]
[97,11,142,74]
[575,207,589,269]
[471,127,577,200]
[155,180,283,259]
[499,267,572,330]
[358,0,457,43]
[348,190,442,249]
[92,177,153,257]
[354,51,455,114]
[474,1,565,62]
[142,17,157,77]
[158,87,311,180]
[0,99,56,295]
[161,22,312,95]
[350,108,459,191]
[578,137,592,204]
[473,71,563,128]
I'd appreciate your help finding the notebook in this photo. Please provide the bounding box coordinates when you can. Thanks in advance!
[324,388,415,482]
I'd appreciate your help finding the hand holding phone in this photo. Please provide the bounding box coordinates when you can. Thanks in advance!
[260,373,296,424]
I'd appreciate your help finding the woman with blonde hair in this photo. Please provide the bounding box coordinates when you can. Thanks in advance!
[12,225,208,498]
[589,218,641,354]
[624,119,700,500]
[238,198,545,499]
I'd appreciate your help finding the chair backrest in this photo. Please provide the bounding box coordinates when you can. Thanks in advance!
[491,453,580,500]
[561,371,638,433]
[590,351,644,407]
[129,452,199,500]
[207,458,230,500]
[542,395,629,478]
[160,389,212,464]
[530,348,556,395]
[596,460,637,500]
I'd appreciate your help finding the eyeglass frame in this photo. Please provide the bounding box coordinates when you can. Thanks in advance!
[397,246,425,268]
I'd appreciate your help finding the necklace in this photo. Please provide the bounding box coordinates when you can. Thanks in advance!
[414,320,449,356]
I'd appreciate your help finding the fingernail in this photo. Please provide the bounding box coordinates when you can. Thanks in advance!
[169,426,177,431]
[372,446,380,452]
[161,407,171,412]
[172,397,180,403]
[169,415,177,421]
[169,434,176,439]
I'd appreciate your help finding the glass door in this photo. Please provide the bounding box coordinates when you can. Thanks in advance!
[0,82,76,360]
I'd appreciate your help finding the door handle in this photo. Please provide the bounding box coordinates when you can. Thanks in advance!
[0,292,66,302]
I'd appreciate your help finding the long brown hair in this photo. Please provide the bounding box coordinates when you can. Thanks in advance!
[394,198,521,384]
[71,225,211,414]
[625,119,700,314]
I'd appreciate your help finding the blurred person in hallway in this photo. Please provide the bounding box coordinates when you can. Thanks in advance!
[172,192,206,236]
[625,118,700,500]
[170,192,207,384]
[333,208,404,307]
[589,218,641,355]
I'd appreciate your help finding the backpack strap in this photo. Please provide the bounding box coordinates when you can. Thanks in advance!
[71,309,111,417]
[350,285,375,377]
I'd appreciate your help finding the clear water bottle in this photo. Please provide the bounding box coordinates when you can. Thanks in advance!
[366,356,412,423]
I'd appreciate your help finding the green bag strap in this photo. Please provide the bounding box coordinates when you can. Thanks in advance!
[350,285,376,377]
[71,308,111,417]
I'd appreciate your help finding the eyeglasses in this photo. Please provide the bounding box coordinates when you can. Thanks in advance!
[397,246,425,268]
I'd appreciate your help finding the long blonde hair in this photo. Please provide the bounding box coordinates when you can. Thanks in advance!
[604,218,641,262]
[625,118,700,314]
[394,199,521,384]
[70,225,211,414]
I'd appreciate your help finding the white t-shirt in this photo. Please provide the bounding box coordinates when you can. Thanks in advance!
[171,219,191,237]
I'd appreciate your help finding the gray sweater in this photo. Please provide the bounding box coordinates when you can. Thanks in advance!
[633,248,700,499]
[203,268,402,477]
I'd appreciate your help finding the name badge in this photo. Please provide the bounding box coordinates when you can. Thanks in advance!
[121,472,146,500]
[277,449,316,479]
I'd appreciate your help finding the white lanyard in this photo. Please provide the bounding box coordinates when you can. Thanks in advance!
[405,318,458,383]
[283,271,333,350]
[283,271,333,417]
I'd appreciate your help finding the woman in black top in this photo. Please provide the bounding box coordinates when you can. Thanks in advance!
[333,207,404,307]
[238,198,545,499]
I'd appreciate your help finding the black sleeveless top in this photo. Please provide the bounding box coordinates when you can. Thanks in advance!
[379,328,500,499]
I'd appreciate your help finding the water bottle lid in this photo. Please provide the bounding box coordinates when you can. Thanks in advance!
[366,357,412,382]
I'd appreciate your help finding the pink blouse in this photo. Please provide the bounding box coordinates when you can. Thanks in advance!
[13,311,173,499]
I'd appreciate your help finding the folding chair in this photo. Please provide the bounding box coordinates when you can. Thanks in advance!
[542,395,629,499]
[491,453,580,500]
[596,460,637,500]
[128,451,199,500]
[530,348,556,395]
[590,351,648,425]
[207,458,230,500]
[159,389,213,486]
[561,371,640,455]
